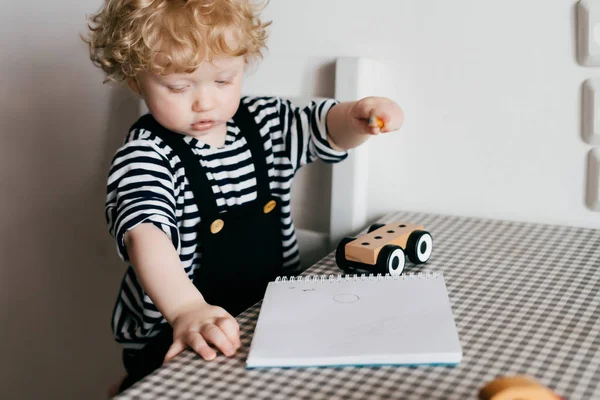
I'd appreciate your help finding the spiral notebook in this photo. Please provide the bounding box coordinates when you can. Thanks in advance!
[246,272,462,369]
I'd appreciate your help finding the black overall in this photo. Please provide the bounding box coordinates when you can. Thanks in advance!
[119,102,284,392]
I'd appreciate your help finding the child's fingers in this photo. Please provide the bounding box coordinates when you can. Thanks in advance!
[215,317,241,349]
[368,125,380,135]
[188,330,218,360]
[354,97,403,133]
[366,111,382,135]
[384,107,404,132]
[353,98,377,119]
[200,323,236,357]
[163,339,187,364]
[362,111,385,134]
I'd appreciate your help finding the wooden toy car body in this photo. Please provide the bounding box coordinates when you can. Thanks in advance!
[336,222,433,276]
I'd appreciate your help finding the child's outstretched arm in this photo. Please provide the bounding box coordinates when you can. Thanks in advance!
[326,96,404,151]
[125,223,242,363]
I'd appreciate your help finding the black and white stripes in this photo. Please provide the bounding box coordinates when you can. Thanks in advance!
[106,96,347,349]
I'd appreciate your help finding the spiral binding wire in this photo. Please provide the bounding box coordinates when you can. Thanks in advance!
[274,272,441,283]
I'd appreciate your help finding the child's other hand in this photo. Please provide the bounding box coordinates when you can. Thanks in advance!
[350,97,404,135]
[164,300,241,363]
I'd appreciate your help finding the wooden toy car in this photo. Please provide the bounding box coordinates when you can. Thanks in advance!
[335,222,433,276]
[478,375,564,400]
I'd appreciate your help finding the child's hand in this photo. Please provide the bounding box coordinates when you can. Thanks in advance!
[349,96,404,135]
[164,300,241,363]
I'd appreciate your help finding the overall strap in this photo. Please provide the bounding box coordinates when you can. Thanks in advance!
[136,115,220,217]
[232,101,272,202]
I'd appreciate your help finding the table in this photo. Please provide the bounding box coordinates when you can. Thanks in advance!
[116,210,600,399]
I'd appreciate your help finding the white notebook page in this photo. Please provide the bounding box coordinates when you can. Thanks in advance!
[246,273,462,368]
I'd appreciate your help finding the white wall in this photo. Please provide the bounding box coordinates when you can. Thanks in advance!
[365,0,600,229]
[250,0,600,229]
[1,1,598,399]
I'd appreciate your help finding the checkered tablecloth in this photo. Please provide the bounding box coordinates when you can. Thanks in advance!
[117,211,600,399]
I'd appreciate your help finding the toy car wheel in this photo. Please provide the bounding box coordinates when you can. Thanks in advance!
[376,245,406,276]
[336,236,358,273]
[406,230,433,264]
[368,223,386,233]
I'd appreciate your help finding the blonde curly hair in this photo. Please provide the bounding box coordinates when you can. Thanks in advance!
[83,0,270,82]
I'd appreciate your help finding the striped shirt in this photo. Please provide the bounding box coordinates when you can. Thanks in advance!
[106,96,348,349]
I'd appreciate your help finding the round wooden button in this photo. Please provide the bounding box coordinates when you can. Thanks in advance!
[210,219,224,234]
[263,200,276,214]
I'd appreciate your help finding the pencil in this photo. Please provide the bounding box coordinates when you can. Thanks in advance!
[368,116,384,129]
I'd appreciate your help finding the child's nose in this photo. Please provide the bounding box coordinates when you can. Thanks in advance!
[192,93,214,112]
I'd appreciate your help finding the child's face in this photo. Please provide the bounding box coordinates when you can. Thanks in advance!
[134,55,245,147]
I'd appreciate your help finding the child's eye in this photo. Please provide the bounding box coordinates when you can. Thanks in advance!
[215,80,230,85]
[168,86,188,93]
